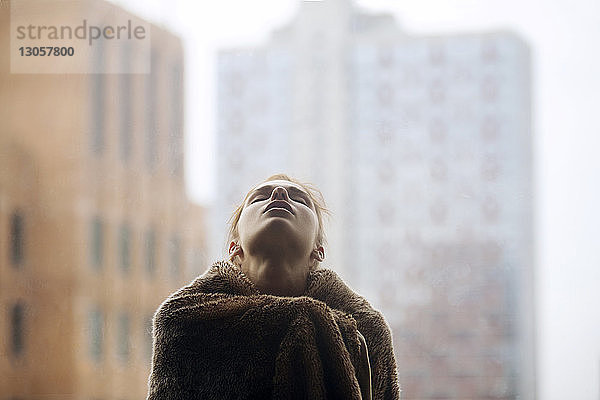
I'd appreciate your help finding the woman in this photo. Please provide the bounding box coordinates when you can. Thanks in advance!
[147,174,400,400]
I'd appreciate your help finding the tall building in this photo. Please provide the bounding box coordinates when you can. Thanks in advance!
[214,0,535,399]
[0,1,206,399]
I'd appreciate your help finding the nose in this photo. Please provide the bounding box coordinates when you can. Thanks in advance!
[270,186,290,201]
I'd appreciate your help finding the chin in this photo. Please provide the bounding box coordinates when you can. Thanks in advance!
[247,223,308,256]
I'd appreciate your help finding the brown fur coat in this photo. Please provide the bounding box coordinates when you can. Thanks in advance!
[147,261,400,400]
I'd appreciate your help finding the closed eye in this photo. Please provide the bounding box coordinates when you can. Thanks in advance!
[251,197,268,204]
[291,197,308,205]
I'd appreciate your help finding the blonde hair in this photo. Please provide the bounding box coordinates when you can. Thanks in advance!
[227,174,330,265]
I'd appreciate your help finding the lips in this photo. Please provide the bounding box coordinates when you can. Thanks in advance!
[264,200,294,214]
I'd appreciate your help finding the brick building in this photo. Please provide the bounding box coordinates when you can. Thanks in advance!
[0,2,206,399]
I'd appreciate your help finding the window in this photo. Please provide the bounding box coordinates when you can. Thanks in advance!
[481,76,498,102]
[91,40,105,155]
[481,155,500,181]
[169,60,184,177]
[377,46,394,68]
[429,79,445,104]
[169,235,181,278]
[229,112,245,134]
[90,217,104,270]
[481,39,498,63]
[145,229,156,276]
[10,211,25,267]
[117,312,130,363]
[376,121,393,145]
[89,308,103,362]
[119,222,131,273]
[120,45,132,163]
[482,195,500,222]
[11,302,25,357]
[145,50,159,172]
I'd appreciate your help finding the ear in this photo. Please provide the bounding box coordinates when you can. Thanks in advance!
[229,241,244,260]
[311,246,325,262]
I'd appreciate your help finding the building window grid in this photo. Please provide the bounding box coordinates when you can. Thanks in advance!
[215,32,528,400]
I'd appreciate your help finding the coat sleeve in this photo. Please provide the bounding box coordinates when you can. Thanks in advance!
[356,310,400,400]
[146,295,200,400]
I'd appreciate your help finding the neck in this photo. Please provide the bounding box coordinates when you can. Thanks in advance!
[241,255,309,297]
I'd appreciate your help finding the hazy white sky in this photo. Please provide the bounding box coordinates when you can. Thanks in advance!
[111,1,600,399]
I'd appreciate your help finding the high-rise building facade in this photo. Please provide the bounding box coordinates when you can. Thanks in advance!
[214,0,534,398]
[0,2,206,399]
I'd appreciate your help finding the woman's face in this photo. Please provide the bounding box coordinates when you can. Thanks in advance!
[236,179,319,259]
